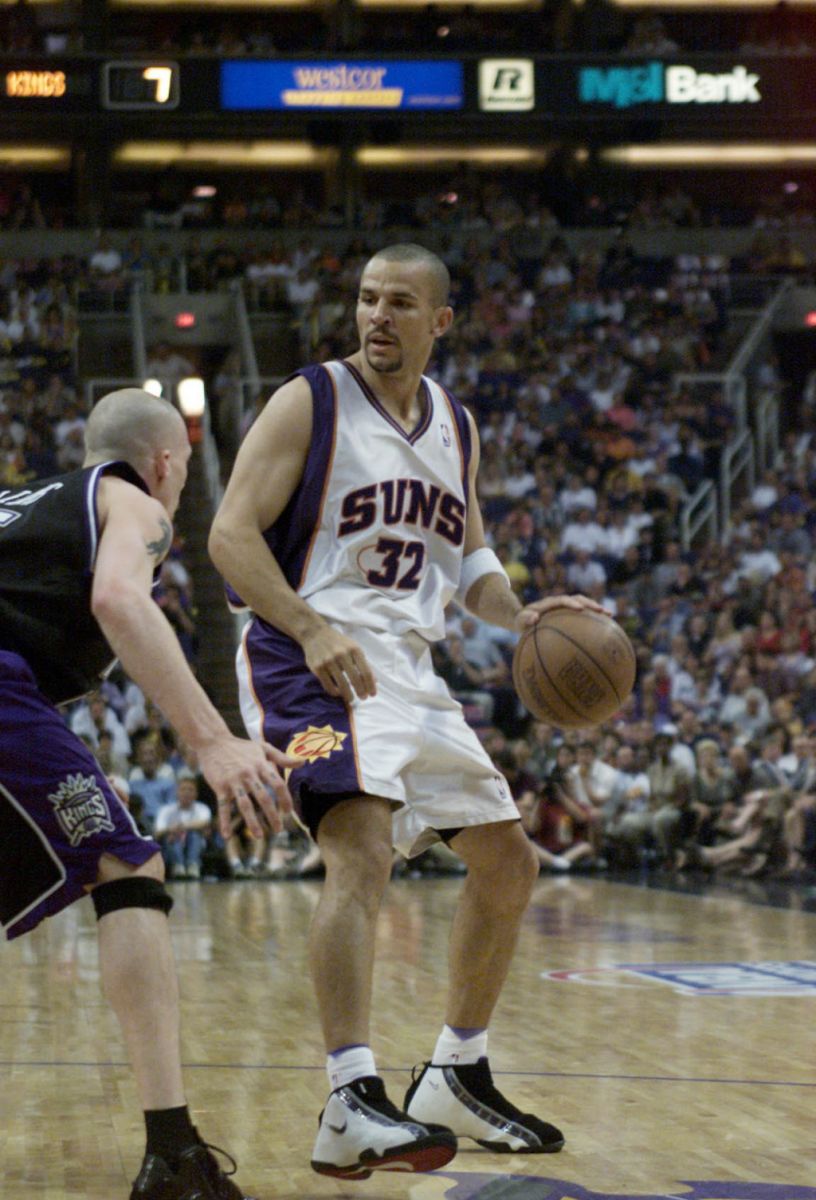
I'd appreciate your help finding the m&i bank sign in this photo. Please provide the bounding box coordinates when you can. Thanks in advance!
[578,61,761,108]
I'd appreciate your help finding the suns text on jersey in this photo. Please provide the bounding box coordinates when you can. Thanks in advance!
[338,478,465,546]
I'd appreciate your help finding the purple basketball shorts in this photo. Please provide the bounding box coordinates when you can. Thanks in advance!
[0,651,159,939]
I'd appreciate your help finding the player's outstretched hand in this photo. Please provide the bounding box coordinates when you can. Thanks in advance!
[302,625,377,704]
[516,593,609,631]
[198,735,303,839]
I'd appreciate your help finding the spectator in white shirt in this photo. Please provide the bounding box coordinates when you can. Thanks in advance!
[286,268,320,313]
[559,473,597,514]
[600,508,638,560]
[154,775,212,880]
[566,549,607,592]
[566,741,618,858]
[70,691,132,763]
[750,470,779,513]
[718,667,770,734]
[89,234,123,285]
[561,507,605,556]
[737,529,782,584]
[503,456,537,499]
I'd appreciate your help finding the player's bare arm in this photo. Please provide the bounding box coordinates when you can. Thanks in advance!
[145,514,172,562]
[458,412,605,631]
[94,476,300,837]
[210,376,376,703]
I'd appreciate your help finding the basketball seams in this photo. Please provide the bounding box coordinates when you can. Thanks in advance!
[563,609,637,669]
[530,626,589,725]
[513,624,583,724]
[513,612,636,727]
[539,623,624,704]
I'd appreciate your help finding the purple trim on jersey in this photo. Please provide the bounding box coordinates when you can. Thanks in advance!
[441,387,473,490]
[342,360,433,445]
[224,365,338,610]
[0,650,158,939]
[86,460,152,574]
[244,619,362,809]
[84,464,105,571]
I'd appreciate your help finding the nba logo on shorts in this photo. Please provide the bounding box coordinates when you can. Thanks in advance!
[440,423,451,447]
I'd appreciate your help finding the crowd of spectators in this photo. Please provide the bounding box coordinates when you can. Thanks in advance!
[10,167,816,245]
[227,203,816,887]
[0,254,82,485]
[85,1,816,60]
[0,250,212,880]
[438,481,816,883]
[104,171,816,239]
[65,679,251,883]
[67,677,316,882]
[2,178,814,889]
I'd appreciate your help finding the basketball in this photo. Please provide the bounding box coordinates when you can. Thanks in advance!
[512,608,636,729]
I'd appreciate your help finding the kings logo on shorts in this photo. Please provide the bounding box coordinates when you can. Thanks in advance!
[48,773,115,847]
[286,725,348,762]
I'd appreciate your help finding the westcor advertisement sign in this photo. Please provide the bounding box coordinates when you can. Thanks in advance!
[221,60,464,111]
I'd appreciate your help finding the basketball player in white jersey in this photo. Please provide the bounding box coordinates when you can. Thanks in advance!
[209,243,603,1180]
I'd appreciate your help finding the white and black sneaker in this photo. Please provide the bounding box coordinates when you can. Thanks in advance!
[311,1075,458,1180]
[404,1058,564,1154]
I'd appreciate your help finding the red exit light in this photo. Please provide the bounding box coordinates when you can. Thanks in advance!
[174,311,196,329]
[805,311,816,327]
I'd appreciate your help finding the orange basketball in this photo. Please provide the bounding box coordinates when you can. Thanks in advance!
[512,608,636,729]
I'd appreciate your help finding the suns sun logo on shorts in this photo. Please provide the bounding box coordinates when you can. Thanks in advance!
[48,773,115,847]
[286,725,348,763]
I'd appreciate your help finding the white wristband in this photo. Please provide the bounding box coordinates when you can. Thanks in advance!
[455,547,510,606]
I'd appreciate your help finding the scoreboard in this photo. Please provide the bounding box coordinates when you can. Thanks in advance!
[0,55,813,125]
[1,60,184,112]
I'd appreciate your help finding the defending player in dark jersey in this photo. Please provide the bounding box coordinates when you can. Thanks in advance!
[0,388,298,1200]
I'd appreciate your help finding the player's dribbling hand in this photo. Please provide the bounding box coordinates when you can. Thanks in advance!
[516,593,609,630]
[302,626,378,703]
[199,735,303,839]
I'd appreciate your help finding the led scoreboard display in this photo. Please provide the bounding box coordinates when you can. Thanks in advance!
[103,62,180,110]
[0,59,182,112]
[1,55,815,122]
[2,60,93,110]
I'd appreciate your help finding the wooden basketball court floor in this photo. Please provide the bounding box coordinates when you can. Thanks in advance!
[2,872,815,1200]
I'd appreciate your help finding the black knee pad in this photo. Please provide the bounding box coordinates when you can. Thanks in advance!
[92,876,174,921]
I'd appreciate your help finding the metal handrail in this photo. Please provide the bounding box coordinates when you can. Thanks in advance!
[679,480,717,552]
[729,278,793,379]
[720,427,754,534]
[755,391,780,476]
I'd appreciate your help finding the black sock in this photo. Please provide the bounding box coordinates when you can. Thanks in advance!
[144,1105,199,1169]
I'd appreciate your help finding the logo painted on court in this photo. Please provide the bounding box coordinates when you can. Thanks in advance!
[285,724,348,762]
[48,773,114,846]
[435,1172,816,1199]
[543,960,816,996]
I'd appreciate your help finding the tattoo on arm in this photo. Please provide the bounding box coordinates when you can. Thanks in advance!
[146,517,172,562]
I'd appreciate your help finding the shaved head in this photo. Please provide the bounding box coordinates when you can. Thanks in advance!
[365,243,450,307]
[85,388,187,476]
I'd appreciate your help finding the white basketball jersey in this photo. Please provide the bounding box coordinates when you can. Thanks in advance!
[258,359,472,643]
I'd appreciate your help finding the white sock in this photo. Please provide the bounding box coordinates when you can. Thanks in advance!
[326,1044,377,1090]
[433,1024,488,1066]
